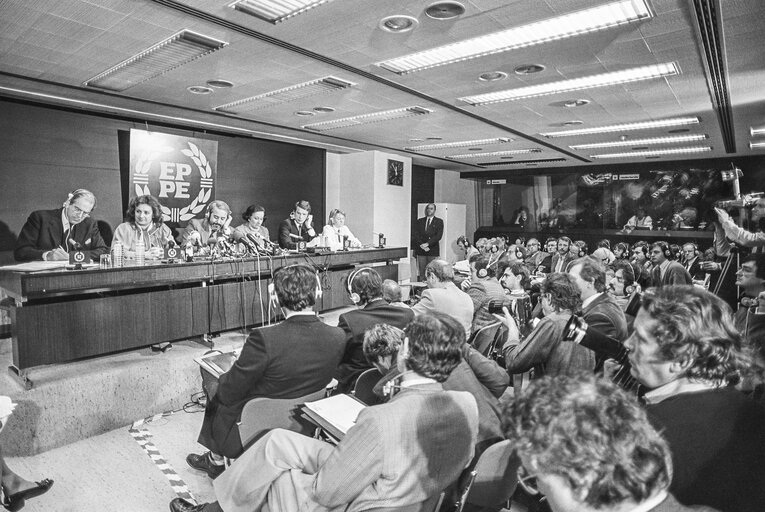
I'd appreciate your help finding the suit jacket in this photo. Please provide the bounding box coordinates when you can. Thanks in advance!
[412,216,444,257]
[411,282,474,336]
[583,292,629,343]
[178,217,217,246]
[550,252,576,273]
[335,299,414,392]
[684,257,704,281]
[525,250,550,274]
[278,218,317,249]
[198,314,345,458]
[654,261,693,287]
[14,208,108,262]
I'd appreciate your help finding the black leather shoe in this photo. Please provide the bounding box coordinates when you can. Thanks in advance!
[3,479,54,511]
[186,452,225,479]
[169,498,208,512]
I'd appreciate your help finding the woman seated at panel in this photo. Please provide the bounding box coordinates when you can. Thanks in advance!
[321,209,361,250]
[112,195,172,259]
[233,204,270,250]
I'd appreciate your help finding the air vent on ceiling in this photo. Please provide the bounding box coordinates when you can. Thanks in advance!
[214,76,355,113]
[478,158,565,167]
[83,30,227,92]
[302,106,433,132]
[230,0,335,24]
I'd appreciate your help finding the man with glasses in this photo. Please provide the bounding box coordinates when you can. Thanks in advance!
[524,238,550,275]
[504,374,715,512]
[14,188,108,262]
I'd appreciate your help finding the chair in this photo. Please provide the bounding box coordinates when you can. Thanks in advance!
[468,322,504,357]
[238,387,327,449]
[463,440,520,510]
[353,368,384,405]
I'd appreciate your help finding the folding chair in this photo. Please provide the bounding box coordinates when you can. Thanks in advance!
[352,368,384,405]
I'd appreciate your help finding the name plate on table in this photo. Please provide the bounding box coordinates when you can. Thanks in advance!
[69,251,86,265]
[164,246,180,260]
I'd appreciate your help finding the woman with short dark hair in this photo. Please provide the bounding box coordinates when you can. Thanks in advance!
[112,194,172,259]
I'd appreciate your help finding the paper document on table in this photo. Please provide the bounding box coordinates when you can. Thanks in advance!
[0,261,69,272]
[302,394,365,439]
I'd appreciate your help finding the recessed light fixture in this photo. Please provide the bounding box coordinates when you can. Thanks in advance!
[206,79,234,88]
[425,1,465,20]
[460,62,679,105]
[313,106,335,113]
[750,141,765,149]
[405,137,512,151]
[84,30,228,91]
[563,99,590,107]
[515,64,545,75]
[563,120,584,126]
[376,0,652,74]
[590,146,712,159]
[295,110,315,116]
[379,15,419,33]
[447,149,542,159]
[187,85,213,94]
[541,116,700,138]
[570,134,709,150]
[214,76,355,113]
[302,106,433,131]
[751,126,765,137]
[479,71,508,82]
[230,0,335,24]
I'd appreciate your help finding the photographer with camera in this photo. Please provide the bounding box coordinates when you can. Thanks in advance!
[497,273,596,383]
[715,197,765,249]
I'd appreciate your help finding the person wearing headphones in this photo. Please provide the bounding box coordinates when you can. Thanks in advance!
[112,194,173,260]
[278,199,318,249]
[14,188,108,262]
[321,209,361,250]
[681,242,705,281]
[648,241,692,288]
[186,264,345,479]
[178,200,232,248]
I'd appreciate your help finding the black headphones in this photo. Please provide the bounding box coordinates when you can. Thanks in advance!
[269,264,323,302]
[347,267,373,304]
[685,242,699,257]
[654,241,673,259]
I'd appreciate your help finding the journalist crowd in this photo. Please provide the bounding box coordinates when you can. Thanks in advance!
[10,191,765,512]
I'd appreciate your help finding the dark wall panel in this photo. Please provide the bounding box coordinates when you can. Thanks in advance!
[410,164,435,230]
[0,100,325,263]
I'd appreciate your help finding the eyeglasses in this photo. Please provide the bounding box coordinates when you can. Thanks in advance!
[70,204,92,217]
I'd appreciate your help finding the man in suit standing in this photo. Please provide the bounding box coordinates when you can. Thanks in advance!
[550,236,575,274]
[186,264,345,478]
[14,188,108,262]
[334,267,414,393]
[413,203,444,281]
[278,199,318,249]
[412,259,474,336]
[170,313,479,512]
[649,242,692,288]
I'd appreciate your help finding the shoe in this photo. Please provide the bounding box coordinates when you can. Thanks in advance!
[151,342,173,352]
[186,452,225,479]
[3,479,53,511]
[169,498,209,512]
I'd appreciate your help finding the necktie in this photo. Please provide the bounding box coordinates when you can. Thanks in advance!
[63,227,70,248]
[652,267,661,286]
[425,218,431,232]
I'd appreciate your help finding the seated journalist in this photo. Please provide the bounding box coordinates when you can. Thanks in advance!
[170,313,479,512]
[624,285,765,512]
[185,264,345,478]
[504,373,718,512]
[14,188,108,262]
[278,199,318,249]
[112,194,172,259]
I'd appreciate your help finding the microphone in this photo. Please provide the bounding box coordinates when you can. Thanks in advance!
[67,239,82,250]
[288,233,303,239]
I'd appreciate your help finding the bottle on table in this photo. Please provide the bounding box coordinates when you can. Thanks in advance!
[135,238,145,266]
[112,241,123,268]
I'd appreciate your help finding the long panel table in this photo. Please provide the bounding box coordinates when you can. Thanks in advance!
[0,247,406,385]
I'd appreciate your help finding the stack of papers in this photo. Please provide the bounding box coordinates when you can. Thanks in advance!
[302,394,365,440]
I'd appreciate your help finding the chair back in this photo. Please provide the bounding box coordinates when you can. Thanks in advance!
[353,368,384,405]
[468,322,503,356]
[465,440,520,507]
[239,387,327,449]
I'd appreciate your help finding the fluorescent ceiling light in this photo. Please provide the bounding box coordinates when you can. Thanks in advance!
[751,126,765,137]
[230,0,335,24]
[447,149,541,159]
[302,106,433,132]
[84,30,227,91]
[478,158,565,167]
[377,0,652,74]
[460,62,679,105]
[405,137,512,151]
[570,134,708,149]
[541,116,700,138]
[750,141,765,149]
[214,76,355,113]
[590,146,712,159]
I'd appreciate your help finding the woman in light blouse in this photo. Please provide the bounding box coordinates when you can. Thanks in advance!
[112,195,172,259]
[321,209,361,250]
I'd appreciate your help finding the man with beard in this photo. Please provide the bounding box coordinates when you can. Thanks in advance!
[179,200,232,249]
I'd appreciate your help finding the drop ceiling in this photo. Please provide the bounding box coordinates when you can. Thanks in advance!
[1,0,764,172]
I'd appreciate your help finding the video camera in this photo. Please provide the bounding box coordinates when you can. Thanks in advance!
[715,193,764,209]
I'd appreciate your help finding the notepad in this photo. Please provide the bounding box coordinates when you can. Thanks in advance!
[302,394,365,440]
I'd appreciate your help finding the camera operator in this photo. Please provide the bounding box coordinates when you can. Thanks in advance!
[715,197,765,249]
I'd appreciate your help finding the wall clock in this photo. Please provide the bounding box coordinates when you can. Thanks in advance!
[387,159,404,186]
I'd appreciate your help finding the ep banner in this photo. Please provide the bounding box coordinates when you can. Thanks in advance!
[128,129,218,223]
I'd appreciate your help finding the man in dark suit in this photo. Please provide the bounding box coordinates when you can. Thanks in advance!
[549,236,576,274]
[412,203,444,281]
[649,242,693,288]
[681,242,705,280]
[277,199,318,249]
[14,189,108,262]
[334,267,414,393]
[187,264,345,478]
